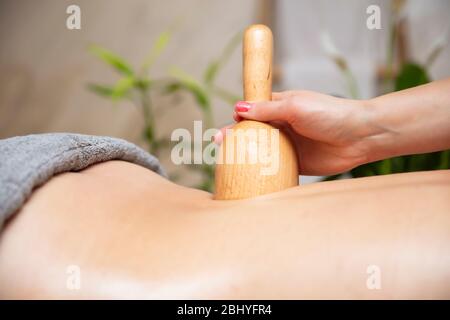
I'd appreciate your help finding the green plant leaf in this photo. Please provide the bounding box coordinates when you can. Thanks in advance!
[89,44,134,76]
[212,86,241,105]
[135,78,152,90]
[394,63,430,91]
[164,82,182,94]
[169,67,210,112]
[321,174,343,181]
[204,61,220,85]
[438,150,450,169]
[378,159,392,175]
[142,30,171,71]
[406,154,429,172]
[111,76,135,101]
[142,125,155,146]
[350,163,377,177]
[87,83,115,98]
[204,31,242,85]
[389,156,405,173]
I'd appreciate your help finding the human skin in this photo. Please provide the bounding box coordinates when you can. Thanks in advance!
[0,161,449,299]
[217,78,450,175]
[1,79,450,299]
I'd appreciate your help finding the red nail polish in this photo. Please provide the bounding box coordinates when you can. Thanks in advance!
[235,101,252,112]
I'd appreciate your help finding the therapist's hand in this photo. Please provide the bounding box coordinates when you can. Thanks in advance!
[216,90,376,176]
[215,79,450,175]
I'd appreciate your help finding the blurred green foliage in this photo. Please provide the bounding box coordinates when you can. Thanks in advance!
[345,62,449,179]
[88,29,241,191]
[325,28,449,181]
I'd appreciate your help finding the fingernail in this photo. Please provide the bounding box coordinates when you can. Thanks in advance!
[235,101,252,112]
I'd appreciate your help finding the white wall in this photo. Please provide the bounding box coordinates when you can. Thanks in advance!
[276,0,450,98]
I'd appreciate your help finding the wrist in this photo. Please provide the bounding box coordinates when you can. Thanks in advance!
[357,98,393,164]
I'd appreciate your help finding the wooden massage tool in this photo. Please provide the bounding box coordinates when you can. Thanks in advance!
[214,24,299,200]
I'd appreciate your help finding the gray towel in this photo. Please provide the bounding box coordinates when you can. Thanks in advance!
[0,133,166,231]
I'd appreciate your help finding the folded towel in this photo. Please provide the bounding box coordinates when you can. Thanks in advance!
[0,133,166,231]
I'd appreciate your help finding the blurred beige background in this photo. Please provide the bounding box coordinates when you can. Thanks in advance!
[0,0,260,185]
[0,0,255,137]
[1,0,449,186]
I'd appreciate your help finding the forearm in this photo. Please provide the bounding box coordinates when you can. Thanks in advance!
[363,78,450,162]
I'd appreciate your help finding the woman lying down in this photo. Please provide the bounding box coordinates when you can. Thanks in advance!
[0,79,449,299]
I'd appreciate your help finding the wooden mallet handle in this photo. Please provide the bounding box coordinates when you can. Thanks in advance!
[243,24,273,102]
[214,24,299,200]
